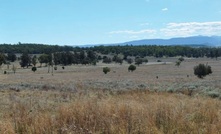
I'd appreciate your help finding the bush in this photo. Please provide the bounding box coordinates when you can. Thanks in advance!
[126,58,133,64]
[103,57,112,64]
[194,64,212,78]
[175,61,181,67]
[207,91,220,98]
[112,55,123,64]
[178,57,184,62]
[92,60,97,65]
[142,58,148,63]
[207,65,212,74]
[54,66,57,70]
[128,65,136,72]
[12,65,16,74]
[135,58,143,66]
[32,67,37,72]
[103,67,110,74]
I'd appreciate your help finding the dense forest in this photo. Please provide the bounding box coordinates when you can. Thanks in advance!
[0,43,221,58]
[0,43,221,68]
[0,43,220,58]
[0,43,75,54]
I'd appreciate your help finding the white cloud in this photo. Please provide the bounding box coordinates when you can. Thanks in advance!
[160,21,221,37]
[109,29,156,35]
[162,8,168,11]
[109,21,221,40]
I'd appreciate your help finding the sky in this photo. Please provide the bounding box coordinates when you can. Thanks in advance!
[0,0,221,45]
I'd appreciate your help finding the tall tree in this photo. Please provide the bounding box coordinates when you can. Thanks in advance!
[38,54,50,67]
[7,53,16,62]
[32,55,38,67]
[0,53,6,67]
[20,53,31,68]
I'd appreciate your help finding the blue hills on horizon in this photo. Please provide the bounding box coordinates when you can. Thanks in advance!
[121,36,221,46]
[83,36,221,47]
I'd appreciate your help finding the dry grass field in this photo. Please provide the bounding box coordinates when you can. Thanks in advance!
[0,57,221,133]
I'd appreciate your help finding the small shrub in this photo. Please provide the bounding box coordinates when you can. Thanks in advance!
[112,55,123,64]
[178,57,184,62]
[207,91,220,98]
[12,65,16,74]
[92,60,97,65]
[175,61,181,67]
[142,58,148,63]
[167,88,174,93]
[194,63,212,78]
[126,58,133,64]
[62,66,65,69]
[4,71,7,74]
[103,67,110,74]
[157,60,162,62]
[103,57,112,64]
[135,58,143,66]
[207,65,212,74]
[54,66,57,70]
[31,66,36,72]
[128,65,136,72]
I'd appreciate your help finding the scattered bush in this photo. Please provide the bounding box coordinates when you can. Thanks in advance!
[4,71,7,74]
[62,66,65,69]
[175,61,181,67]
[178,57,184,62]
[126,58,133,64]
[128,65,136,72]
[206,65,212,74]
[135,58,143,66]
[112,55,123,64]
[157,60,162,62]
[103,67,110,74]
[12,65,16,74]
[103,57,112,64]
[92,60,97,65]
[194,63,212,78]
[142,58,148,63]
[97,55,102,60]
[54,66,57,70]
[207,91,220,98]
[32,67,37,71]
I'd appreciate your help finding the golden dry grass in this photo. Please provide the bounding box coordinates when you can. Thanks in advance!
[0,90,221,134]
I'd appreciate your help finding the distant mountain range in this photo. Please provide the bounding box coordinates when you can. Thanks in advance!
[82,36,221,47]
[121,36,221,46]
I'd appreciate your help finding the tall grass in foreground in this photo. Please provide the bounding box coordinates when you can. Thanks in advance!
[0,90,221,134]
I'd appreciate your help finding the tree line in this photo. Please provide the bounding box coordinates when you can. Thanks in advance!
[0,43,75,54]
[90,45,221,58]
[1,43,221,69]
[0,43,221,59]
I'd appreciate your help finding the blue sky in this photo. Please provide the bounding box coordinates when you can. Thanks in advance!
[0,0,221,45]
